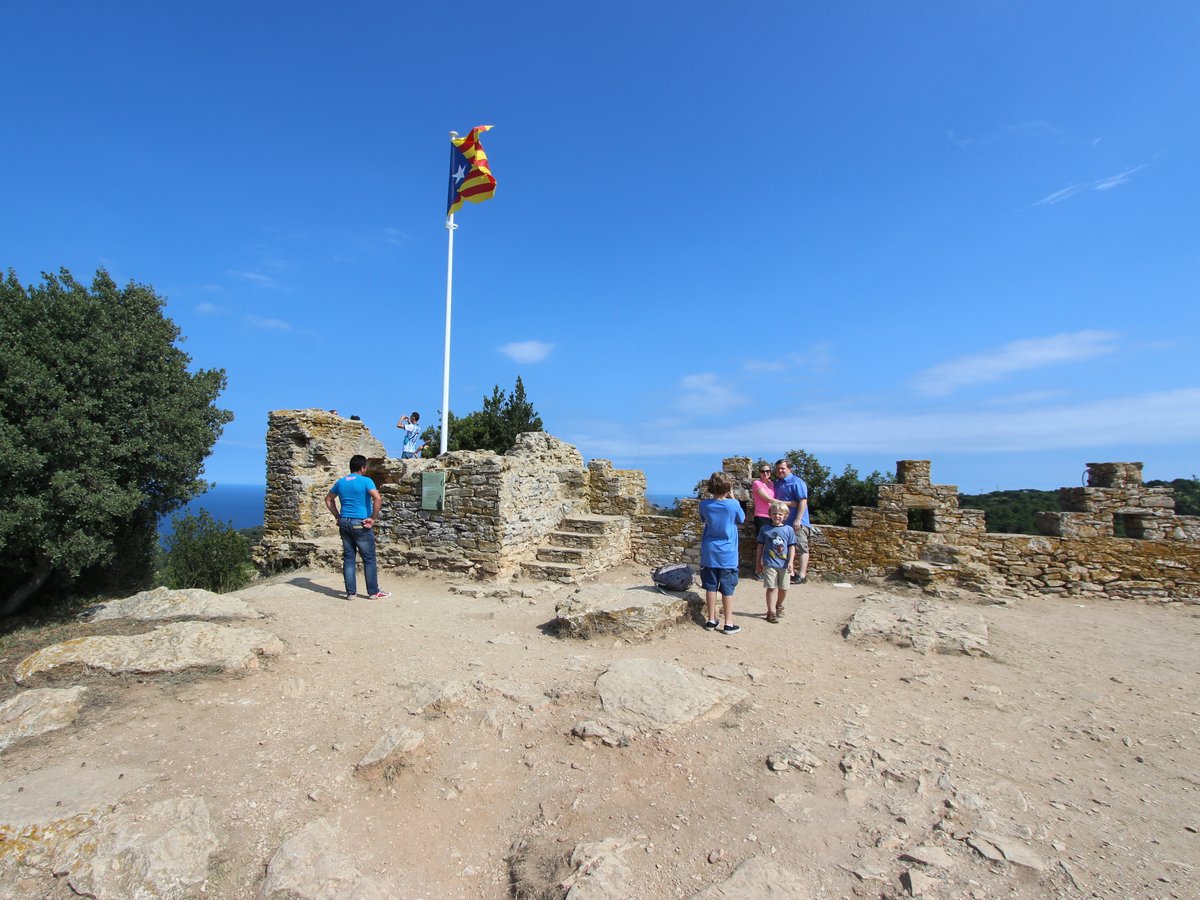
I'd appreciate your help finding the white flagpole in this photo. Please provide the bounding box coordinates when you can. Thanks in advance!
[441,131,459,456]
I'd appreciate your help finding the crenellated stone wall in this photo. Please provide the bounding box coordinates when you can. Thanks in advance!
[628,458,1200,602]
[257,412,1198,601]
[587,459,648,516]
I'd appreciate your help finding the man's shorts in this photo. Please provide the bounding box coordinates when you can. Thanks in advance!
[795,525,811,553]
[700,566,739,596]
[762,567,789,589]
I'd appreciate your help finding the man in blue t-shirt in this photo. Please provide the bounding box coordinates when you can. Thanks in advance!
[324,455,391,601]
[773,459,811,585]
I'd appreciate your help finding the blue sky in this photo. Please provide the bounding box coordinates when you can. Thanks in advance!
[5,2,1198,496]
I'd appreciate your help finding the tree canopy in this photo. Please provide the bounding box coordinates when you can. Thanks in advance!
[0,268,232,615]
[421,376,543,455]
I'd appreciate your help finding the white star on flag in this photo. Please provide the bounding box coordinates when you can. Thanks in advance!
[453,164,467,184]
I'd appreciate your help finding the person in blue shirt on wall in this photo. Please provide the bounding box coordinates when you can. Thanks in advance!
[698,471,746,635]
[773,459,811,584]
[324,454,391,601]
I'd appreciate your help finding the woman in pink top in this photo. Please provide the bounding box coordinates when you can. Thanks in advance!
[752,463,775,537]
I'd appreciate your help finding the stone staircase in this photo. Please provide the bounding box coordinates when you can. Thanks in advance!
[521,514,632,582]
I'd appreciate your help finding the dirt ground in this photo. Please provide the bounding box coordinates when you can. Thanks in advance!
[2,566,1198,898]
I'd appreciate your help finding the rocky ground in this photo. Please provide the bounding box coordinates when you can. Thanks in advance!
[1,566,1197,899]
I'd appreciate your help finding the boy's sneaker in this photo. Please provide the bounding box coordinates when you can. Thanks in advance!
[345,593,356,601]
[721,624,742,635]
[791,575,807,584]
[704,620,719,630]
[367,591,392,600]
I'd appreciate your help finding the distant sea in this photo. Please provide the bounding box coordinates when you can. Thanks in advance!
[158,484,265,538]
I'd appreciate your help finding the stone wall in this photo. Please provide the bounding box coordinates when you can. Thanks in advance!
[627,458,1199,603]
[259,412,598,579]
[263,410,386,540]
[258,413,1198,601]
[587,459,647,516]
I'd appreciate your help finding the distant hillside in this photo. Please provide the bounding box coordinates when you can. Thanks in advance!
[957,489,1061,535]
[960,477,1199,534]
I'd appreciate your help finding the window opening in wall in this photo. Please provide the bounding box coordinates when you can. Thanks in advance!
[1113,513,1146,539]
[907,508,935,532]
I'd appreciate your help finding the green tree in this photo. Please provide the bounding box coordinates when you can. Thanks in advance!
[782,450,832,502]
[0,268,232,615]
[816,464,894,526]
[162,510,253,593]
[421,376,544,454]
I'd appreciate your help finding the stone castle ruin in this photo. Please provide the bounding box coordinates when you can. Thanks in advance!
[258,410,1200,602]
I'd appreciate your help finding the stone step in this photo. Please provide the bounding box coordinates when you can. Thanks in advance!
[521,560,585,582]
[548,530,610,550]
[537,545,588,565]
[560,515,629,536]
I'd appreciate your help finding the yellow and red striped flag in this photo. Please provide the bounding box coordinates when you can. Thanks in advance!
[447,125,497,215]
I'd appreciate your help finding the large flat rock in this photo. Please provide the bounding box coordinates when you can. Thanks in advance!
[14,622,285,682]
[84,586,262,622]
[596,658,747,734]
[52,796,218,899]
[259,818,388,899]
[843,592,989,656]
[0,687,88,754]
[691,856,810,898]
[555,584,701,640]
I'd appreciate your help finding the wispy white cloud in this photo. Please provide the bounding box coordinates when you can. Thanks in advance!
[229,270,283,289]
[195,302,227,315]
[986,389,1070,406]
[912,330,1119,396]
[243,314,292,331]
[574,388,1200,459]
[744,354,802,373]
[743,341,834,375]
[1035,163,1148,206]
[498,340,554,363]
[382,228,407,246]
[677,373,748,415]
[949,120,1063,148]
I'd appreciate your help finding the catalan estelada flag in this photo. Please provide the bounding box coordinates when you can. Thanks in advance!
[447,125,497,215]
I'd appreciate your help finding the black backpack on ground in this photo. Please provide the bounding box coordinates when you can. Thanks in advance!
[651,563,694,592]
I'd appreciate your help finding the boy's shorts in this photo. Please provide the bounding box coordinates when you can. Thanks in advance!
[795,525,811,552]
[762,567,789,589]
[700,566,739,596]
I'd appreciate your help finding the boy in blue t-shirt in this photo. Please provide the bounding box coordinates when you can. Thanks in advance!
[698,471,745,635]
[756,501,797,623]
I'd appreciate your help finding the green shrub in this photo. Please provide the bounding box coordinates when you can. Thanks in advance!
[163,511,253,593]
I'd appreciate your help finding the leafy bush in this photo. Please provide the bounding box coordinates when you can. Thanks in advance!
[163,511,253,593]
